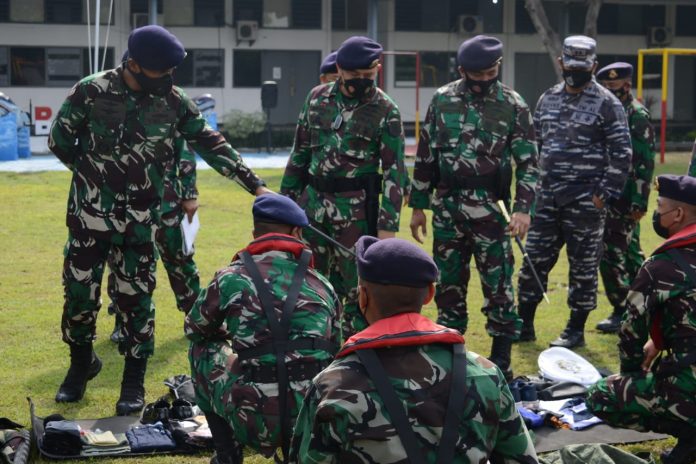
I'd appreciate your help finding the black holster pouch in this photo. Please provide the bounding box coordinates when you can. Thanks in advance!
[364,174,382,237]
[497,163,513,207]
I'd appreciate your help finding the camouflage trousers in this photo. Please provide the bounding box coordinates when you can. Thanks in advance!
[62,229,156,358]
[432,201,521,339]
[689,152,696,177]
[518,195,606,312]
[587,365,696,431]
[600,208,644,311]
[188,340,310,457]
[303,218,368,340]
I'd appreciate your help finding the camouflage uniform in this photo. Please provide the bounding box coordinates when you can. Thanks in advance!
[587,225,696,433]
[280,81,408,338]
[49,66,263,358]
[410,79,539,338]
[185,234,341,457]
[517,80,632,318]
[689,139,696,177]
[600,95,655,314]
[289,313,538,463]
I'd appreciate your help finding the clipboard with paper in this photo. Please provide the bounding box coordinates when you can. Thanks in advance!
[180,212,200,256]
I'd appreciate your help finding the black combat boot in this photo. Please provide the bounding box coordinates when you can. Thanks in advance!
[55,343,102,403]
[110,317,123,343]
[489,337,514,381]
[549,311,589,349]
[205,412,244,464]
[115,357,147,415]
[646,419,696,464]
[517,303,537,342]
[595,307,623,333]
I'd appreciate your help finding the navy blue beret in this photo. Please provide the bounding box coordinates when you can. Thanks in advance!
[656,175,696,206]
[356,237,438,287]
[320,51,338,75]
[336,36,382,71]
[121,50,129,63]
[253,194,309,227]
[597,62,633,81]
[457,35,503,70]
[128,25,186,71]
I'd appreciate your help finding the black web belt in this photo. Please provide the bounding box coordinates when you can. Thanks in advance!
[441,173,498,191]
[241,360,329,384]
[308,173,382,194]
[355,343,467,464]
[239,249,312,464]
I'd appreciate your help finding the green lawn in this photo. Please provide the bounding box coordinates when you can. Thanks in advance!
[0,152,691,463]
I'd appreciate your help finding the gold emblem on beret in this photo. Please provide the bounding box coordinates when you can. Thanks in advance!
[608,69,618,79]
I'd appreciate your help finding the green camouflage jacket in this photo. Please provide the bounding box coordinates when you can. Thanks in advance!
[689,139,695,177]
[280,82,408,231]
[49,67,261,243]
[160,135,197,220]
[618,225,696,373]
[290,313,538,463]
[409,79,539,214]
[610,95,655,214]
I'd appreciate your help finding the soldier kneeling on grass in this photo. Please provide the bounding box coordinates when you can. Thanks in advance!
[185,194,341,464]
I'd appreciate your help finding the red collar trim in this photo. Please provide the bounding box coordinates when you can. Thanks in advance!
[337,313,464,358]
[233,233,314,267]
[654,223,696,254]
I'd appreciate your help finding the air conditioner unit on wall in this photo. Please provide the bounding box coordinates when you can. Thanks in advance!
[237,20,259,42]
[458,15,483,35]
[648,27,672,47]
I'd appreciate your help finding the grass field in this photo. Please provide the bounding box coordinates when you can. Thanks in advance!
[0,151,691,463]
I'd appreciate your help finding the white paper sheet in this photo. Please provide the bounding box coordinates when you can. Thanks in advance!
[180,211,200,256]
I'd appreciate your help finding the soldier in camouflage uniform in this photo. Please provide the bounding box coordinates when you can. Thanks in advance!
[281,36,408,339]
[49,26,270,415]
[290,236,538,463]
[409,35,539,377]
[516,36,632,348]
[595,62,656,333]
[587,175,696,464]
[689,138,696,177]
[186,194,340,464]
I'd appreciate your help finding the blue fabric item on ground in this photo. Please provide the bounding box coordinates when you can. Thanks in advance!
[518,406,545,429]
[540,398,603,430]
[125,422,177,452]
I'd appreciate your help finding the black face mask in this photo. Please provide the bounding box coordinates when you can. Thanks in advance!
[465,76,497,95]
[133,71,173,97]
[652,208,678,238]
[562,69,593,88]
[342,77,374,100]
[610,86,629,101]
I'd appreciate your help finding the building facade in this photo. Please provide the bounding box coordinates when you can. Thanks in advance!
[0,0,695,134]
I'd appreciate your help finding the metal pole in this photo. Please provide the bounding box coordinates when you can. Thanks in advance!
[265,108,272,154]
[94,0,101,76]
[415,52,421,144]
[660,49,668,164]
[367,0,378,41]
[149,0,158,24]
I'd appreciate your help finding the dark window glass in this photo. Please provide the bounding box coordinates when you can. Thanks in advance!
[233,50,261,87]
[676,6,696,36]
[81,47,114,76]
[332,0,367,30]
[0,0,9,21]
[45,0,82,23]
[516,0,586,35]
[291,0,321,29]
[195,0,224,26]
[396,0,501,33]
[10,47,45,86]
[395,51,457,88]
[177,49,224,87]
[0,47,8,86]
[234,0,262,24]
[131,0,162,14]
[46,48,82,85]
[394,0,420,31]
[597,4,665,35]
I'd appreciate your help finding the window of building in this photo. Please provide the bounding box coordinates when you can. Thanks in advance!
[262,0,321,29]
[194,0,224,26]
[394,51,458,88]
[46,0,81,23]
[234,0,262,24]
[676,6,696,36]
[82,47,114,76]
[515,0,586,35]
[47,48,83,85]
[0,47,8,86]
[233,50,261,87]
[331,0,367,30]
[395,0,502,33]
[10,0,43,22]
[6,47,113,87]
[131,0,163,14]
[597,4,665,35]
[174,49,224,87]
[163,0,193,26]
[0,0,9,21]
[10,47,44,85]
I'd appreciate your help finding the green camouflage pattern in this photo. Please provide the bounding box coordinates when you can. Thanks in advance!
[185,241,341,456]
[49,67,262,243]
[290,344,538,463]
[280,81,408,337]
[600,96,655,313]
[64,230,156,358]
[587,244,696,430]
[409,79,539,338]
[689,139,696,177]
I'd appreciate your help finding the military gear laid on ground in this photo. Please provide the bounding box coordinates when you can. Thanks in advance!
[540,443,654,464]
[0,418,30,464]
[538,347,602,387]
